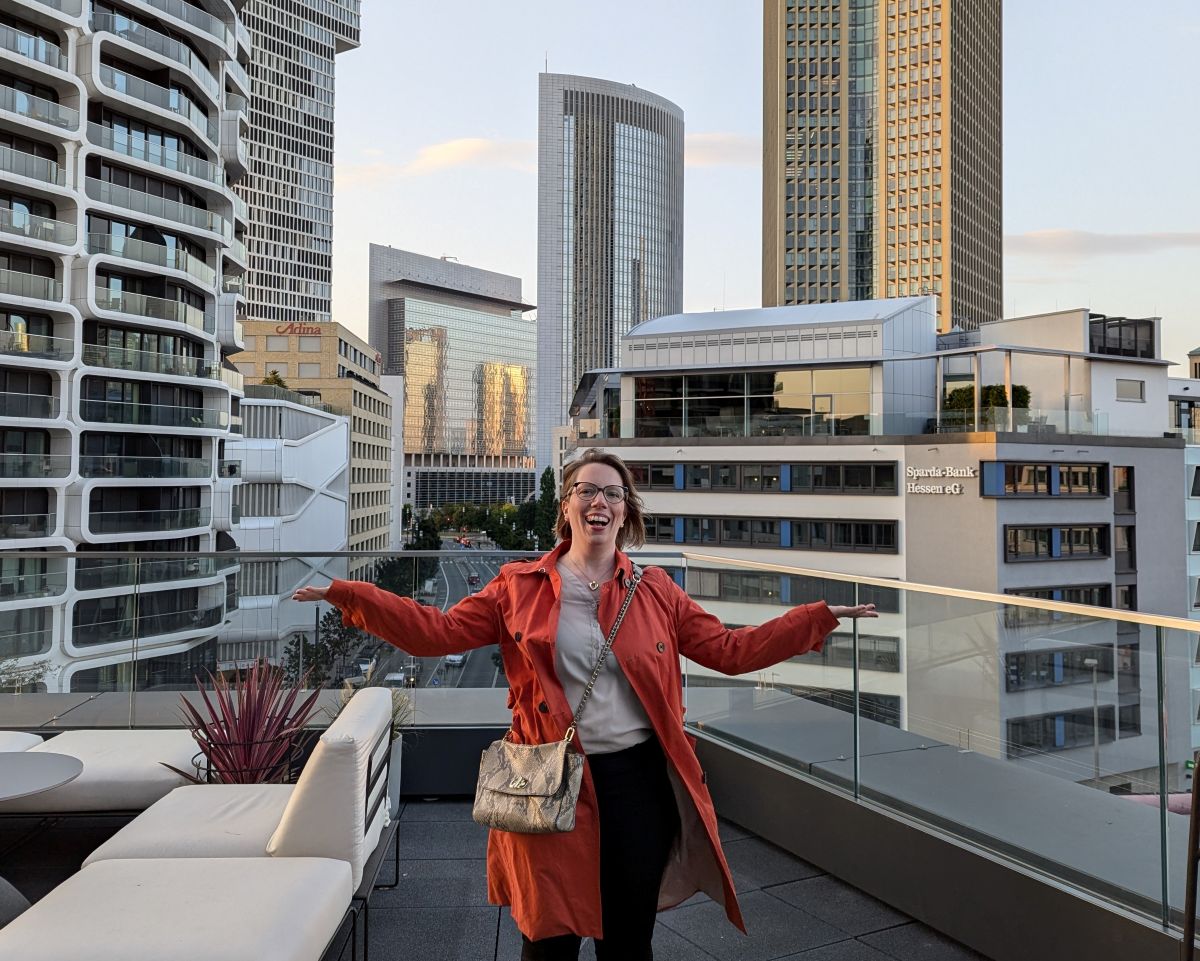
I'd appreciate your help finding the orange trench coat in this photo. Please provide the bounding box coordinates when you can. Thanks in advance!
[327,542,839,941]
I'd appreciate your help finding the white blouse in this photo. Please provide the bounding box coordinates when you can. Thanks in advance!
[553,561,654,755]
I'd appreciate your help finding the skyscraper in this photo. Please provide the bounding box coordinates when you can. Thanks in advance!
[763,0,1001,332]
[236,0,360,325]
[536,73,684,472]
[0,1,249,691]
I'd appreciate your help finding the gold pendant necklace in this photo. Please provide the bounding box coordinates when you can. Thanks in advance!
[566,556,604,592]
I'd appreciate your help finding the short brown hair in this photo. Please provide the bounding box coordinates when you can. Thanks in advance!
[556,449,646,549]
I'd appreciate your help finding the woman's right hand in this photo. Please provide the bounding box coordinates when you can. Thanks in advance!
[292,585,330,603]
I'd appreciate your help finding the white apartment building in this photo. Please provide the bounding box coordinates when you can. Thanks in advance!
[0,0,251,693]
[1168,356,1200,746]
[223,384,349,669]
[573,298,1190,789]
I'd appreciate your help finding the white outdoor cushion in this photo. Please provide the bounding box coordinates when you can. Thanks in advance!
[0,731,43,752]
[0,857,353,961]
[0,729,197,813]
[83,784,294,867]
[267,687,392,888]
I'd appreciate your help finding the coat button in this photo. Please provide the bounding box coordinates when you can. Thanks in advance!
[538,702,549,713]
[514,632,522,642]
[656,642,666,653]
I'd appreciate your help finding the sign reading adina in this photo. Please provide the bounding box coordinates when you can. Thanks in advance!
[905,464,977,496]
[274,322,323,335]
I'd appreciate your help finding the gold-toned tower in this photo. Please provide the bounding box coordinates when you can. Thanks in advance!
[763,0,1001,332]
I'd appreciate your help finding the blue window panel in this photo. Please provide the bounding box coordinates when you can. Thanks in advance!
[980,462,1005,496]
[674,464,684,490]
[780,466,791,492]
[781,520,793,548]
[781,576,793,605]
[674,517,684,543]
[1050,528,1062,557]
[1055,715,1065,748]
[1049,467,1061,496]
[1053,652,1063,684]
[672,568,685,588]
[1051,590,1064,601]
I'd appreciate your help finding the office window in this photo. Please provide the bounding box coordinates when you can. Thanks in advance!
[1115,379,1144,402]
[242,335,256,350]
[266,336,289,351]
[299,337,322,352]
[683,517,716,544]
[1114,526,1135,572]
[1059,464,1105,496]
[1114,466,1135,512]
[1007,706,1116,759]
[1005,644,1114,693]
[646,515,675,543]
[297,363,320,378]
[235,362,256,376]
[792,519,898,553]
[790,462,898,494]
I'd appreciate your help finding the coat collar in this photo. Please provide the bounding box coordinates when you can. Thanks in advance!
[508,540,636,584]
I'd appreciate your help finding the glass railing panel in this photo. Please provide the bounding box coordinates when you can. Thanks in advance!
[135,0,231,46]
[96,65,217,144]
[31,0,83,14]
[0,21,67,69]
[0,81,78,129]
[88,506,211,533]
[79,397,227,429]
[0,142,63,185]
[74,603,223,646]
[87,232,215,286]
[93,286,209,332]
[86,176,226,237]
[79,454,210,478]
[228,237,247,262]
[677,552,1200,932]
[226,56,249,94]
[0,266,61,301]
[0,205,76,246]
[0,390,57,418]
[0,513,52,537]
[82,342,212,379]
[228,414,243,434]
[0,564,67,601]
[0,452,70,478]
[91,12,220,100]
[225,93,248,116]
[87,121,222,186]
[0,626,52,660]
[0,330,73,359]
[74,554,233,591]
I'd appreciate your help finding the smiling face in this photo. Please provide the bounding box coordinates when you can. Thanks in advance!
[562,461,627,554]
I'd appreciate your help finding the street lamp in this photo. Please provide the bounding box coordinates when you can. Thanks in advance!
[1083,656,1100,784]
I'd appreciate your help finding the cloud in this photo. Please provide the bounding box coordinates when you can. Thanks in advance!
[1005,229,1200,258]
[685,132,760,168]
[336,137,535,189]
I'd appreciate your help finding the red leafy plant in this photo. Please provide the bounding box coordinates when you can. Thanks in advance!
[173,658,323,784]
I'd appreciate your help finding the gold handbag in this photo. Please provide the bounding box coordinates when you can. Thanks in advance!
[472,567,642,834]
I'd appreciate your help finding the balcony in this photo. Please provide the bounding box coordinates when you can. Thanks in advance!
[0,21,67,71]
[0,330,73,361]
[227,236,247,264]
[0,566,66,601]
[0,452,70,478]
[0,205,77,248]
[80,453,209,479]
[226,55,250,96]
[87,121,222,187]
[75,553,235,591]
[95,65,217,145]
[87,505,211,534]
[87,232,215,287]
[217,458,241,478]
[74,602,223,646]
[230,189,248,224]
[80,397,228,429]
[93,285,210,333]
[131,0,232,49]
[219,365,243,391]
[90,12,221,102]
[0,80,79,130]
[85,176,228,238]
[0,266,62,302]
[0,142,63,186]
[0,390,57,419]
[0,512,51,538]
[82,342,212,380]
[228,413,242,434]
[25,0,83,14]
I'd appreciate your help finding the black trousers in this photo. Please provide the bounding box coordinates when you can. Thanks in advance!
[520,736,680,961]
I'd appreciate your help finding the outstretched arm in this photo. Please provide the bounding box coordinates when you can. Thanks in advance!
[293,577,504,657]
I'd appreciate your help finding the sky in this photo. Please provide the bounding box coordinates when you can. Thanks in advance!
[329,0,1199,369]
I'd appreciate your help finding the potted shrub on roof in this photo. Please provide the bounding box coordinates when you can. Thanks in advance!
[178,658,323,784]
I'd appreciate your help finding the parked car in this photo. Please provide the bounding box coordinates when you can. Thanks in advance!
[380,671,407,688]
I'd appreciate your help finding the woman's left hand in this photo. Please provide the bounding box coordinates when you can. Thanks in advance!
[828,603,878,619]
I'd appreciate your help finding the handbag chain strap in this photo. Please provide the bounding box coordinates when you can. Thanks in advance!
[563,563,643,744]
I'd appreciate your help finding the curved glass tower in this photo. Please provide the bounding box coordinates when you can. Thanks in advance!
[536,73,684,473]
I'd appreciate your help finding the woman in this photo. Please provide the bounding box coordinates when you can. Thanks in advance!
[294,449,876,960]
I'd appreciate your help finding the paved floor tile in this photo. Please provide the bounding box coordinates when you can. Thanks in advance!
[497,909,720,961]
[368,905,499,961]
[398,817,490,860]
[777,940,899,961]
[370,858,489,909]
[860,922,987,961]
[400,799,477,822]
[658,889,846,961]
[767,875,908,936]
[721,835,825,892]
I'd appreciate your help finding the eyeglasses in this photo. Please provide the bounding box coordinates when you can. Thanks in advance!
[570,482,628,504]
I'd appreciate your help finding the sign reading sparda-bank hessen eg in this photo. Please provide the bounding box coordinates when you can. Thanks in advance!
[905,465,978,495]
